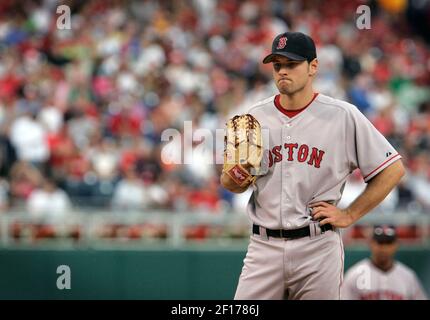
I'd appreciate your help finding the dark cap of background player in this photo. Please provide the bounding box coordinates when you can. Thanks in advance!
[372,225,397,244]
[262,31,317,64]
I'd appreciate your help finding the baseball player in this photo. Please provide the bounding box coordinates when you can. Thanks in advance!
[220,31,406,300]
[341,225,427,300]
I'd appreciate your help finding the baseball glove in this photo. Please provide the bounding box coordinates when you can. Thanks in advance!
[223,114,263,187]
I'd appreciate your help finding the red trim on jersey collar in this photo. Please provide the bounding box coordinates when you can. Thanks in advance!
[274,92,319,118]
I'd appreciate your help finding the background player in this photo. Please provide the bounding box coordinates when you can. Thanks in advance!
[341,225,427,300]
[221,31,406,300]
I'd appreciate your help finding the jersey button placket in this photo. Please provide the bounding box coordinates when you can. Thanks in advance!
[286,123,292,221]
[282,125,291,228]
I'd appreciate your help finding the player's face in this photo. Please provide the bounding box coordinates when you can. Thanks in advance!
[370,240,398,267]
[272,56,317,95]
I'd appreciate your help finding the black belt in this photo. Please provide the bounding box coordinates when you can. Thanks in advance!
[253,223,333,239]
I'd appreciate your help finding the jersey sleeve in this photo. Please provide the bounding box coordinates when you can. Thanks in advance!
[346,105,401,182]
[340,269,360,300]
[410,273,428,300]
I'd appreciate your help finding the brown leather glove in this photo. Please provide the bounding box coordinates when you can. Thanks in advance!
[223,114,263,187]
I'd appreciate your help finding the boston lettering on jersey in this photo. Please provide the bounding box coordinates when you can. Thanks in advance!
[359,290,405,300]
[268,143,325,168]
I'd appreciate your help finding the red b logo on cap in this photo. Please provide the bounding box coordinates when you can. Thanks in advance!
[277,36,287,49]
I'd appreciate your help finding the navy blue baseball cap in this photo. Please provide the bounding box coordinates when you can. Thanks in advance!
[263,31,317,64]
[372,225,397,244]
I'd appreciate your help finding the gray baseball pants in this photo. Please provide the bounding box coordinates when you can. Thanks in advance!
[234,225,344,300]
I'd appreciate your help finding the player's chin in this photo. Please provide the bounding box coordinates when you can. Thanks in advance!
[278,86,295,95]
[276,82,287,90]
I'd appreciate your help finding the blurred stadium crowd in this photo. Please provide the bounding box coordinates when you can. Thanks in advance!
[0,0,429,234]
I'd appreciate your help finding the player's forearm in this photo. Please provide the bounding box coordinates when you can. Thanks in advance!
[220,172,250,193]
[345,160,405,223]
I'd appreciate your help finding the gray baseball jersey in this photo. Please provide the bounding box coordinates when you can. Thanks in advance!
[341,259,428,300]
[234,92,401,300]
[247,92,401,230]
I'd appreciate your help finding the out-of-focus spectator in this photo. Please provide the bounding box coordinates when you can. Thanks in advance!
[26,177,72,222]
[135,143,162,184]
[187,177,221,212]
[407,152,430,212]
[9,109,49,169]
[0,0,427,216]
[88,137,119,182]
[0,178,10,212]
[67,105,99,150]
[46,123,76,178]
[9,161,43,204]
[37,99,64,134]
[111,167,147,211]
[339,170,399,214]
[0,133,17,177]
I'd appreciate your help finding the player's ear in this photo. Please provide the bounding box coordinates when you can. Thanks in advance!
[308,58,318,77]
